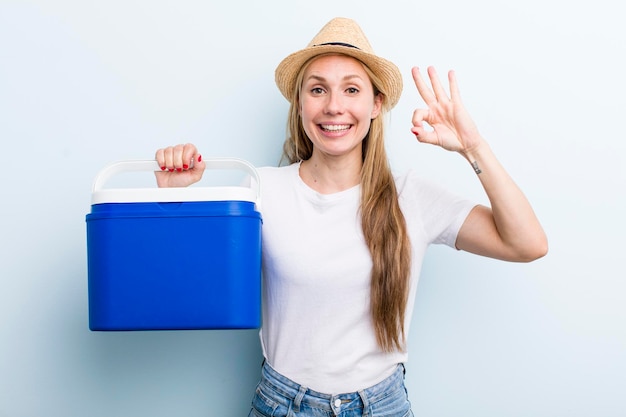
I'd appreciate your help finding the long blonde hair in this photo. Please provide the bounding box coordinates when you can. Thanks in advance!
[281,54,412,352]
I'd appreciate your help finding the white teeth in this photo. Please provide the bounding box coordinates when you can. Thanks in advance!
[321,124,350,131]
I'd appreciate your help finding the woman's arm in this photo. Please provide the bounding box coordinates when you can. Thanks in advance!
[454,142,548,262]
[411,66,547,262]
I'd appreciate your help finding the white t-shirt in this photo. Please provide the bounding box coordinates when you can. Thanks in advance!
[256,162,475,394]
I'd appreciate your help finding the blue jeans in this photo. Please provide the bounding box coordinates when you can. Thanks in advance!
[248,362,413,416]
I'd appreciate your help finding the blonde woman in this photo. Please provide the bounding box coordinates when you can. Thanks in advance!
[155,17,547,417]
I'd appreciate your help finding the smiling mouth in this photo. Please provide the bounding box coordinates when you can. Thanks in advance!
[320,124,351,132]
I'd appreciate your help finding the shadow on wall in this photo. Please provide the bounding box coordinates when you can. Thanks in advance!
[82,329,263,415]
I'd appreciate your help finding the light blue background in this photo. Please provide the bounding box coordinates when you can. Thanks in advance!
[1,1,624,416]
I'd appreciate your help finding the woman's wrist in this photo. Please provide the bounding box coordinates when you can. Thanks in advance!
[459,137,490,174]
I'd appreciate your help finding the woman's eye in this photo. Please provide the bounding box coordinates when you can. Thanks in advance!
[311,87,325,95]
[346,87,359,94]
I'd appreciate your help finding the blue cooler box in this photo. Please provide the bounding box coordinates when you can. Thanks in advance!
[86,158,262,331]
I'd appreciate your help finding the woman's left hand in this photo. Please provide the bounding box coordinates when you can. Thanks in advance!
[410,66,483,157]
[410,67,548,262]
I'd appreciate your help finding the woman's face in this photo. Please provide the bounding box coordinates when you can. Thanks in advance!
[299,54,382,160]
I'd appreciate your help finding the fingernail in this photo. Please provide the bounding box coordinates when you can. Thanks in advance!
[168,168,174,172]
[176,168,182,172]
[160,166,166,171]
[183,164,189,170]
[198,154,202,162]
[414,132,419,136]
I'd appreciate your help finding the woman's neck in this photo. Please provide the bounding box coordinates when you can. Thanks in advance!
[299,152,362,194]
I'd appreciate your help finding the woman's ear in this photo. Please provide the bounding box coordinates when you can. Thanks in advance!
[371,93,383,119]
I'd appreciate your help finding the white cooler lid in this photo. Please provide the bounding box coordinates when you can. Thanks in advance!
[91,159,260,205]
[92,186,257,204]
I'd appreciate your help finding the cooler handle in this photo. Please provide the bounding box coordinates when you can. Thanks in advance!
[92,158,261,201]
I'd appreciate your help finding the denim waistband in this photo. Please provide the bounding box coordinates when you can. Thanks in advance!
[259,362,406,414]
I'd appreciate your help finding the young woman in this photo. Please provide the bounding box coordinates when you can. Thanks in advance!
[155,17,547,417]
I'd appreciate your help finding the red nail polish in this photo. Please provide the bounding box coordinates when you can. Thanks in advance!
[183,164,189,170]
[176,168,182,172]
[414,132,419,136]
[168,168,174,172]
[198,154,202,162]
[160,166,166,171]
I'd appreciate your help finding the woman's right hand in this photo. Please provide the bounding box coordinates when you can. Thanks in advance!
[154,143,205,188]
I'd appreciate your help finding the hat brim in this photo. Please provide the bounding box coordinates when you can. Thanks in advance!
[275,44,403,110]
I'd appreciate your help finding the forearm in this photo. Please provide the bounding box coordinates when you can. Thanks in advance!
[461,139,548,261]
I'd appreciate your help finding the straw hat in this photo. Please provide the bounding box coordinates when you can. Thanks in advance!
[275,17,403,109]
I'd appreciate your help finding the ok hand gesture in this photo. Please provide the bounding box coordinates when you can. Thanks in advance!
[411,66,483,157]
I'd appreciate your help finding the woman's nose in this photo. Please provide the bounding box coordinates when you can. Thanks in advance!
[324,92,345,115]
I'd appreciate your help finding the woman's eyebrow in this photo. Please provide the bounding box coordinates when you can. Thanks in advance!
[305,74,364,82]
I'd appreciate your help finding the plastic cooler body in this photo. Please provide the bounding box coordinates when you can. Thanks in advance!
[86,200,262,331]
